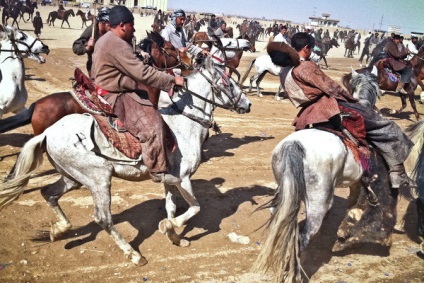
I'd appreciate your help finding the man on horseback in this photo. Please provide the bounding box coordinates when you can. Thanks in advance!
[385,34,412,94]
[161,9,208,62]
[276,32,414,190]
[213,20,228,38]
[73,7,111,77]
[207,14,217,36]
[92,6,185,184]
[273,25,289,44]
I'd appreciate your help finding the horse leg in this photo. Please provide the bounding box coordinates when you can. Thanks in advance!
[159,177,200,247]
[275,84,283,101]
[249,73,259,93]
[407,91,420,120]
[300,181,334,252]
[255,71,267,97]
[322,55,328,69]
[40,176,81,241]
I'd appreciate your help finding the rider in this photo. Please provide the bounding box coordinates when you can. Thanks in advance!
[213,21,228,38]
[161,9,209,60]
[72,7,111,77]
[385,34,411,94]
[92,5,185,184]
[406,36,419,60]
[207,14,217,36]
[277,32,414,190]
[274,25,289,44]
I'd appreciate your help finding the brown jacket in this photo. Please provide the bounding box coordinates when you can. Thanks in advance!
[287,60,357,129]
[385,40,409,71]
[92,31,175,107]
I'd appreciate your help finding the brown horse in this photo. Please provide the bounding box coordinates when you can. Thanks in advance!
[76,9,94,29]
[47,9,75,28]
[191,31,212,49]
[0,31,191,135]
[344,36,356,57]
[342,47,424,121]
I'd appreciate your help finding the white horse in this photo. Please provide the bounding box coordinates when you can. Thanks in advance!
[0,25,49,118]
[240,53,321,101]
[253,67,405,281]
[0,55,251,265]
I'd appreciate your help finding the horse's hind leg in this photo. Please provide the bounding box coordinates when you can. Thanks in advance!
[255,71,267,97]
[41,176,81,241]
[300,182,334,251]
[407,91,420,120]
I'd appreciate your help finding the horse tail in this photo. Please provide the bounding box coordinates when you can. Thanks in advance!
[0,133,46,211]
[46,12,50,23]
[240,58,256,85]
[405,120,424,194]
[0,103,35,134]
[253,140,305,282]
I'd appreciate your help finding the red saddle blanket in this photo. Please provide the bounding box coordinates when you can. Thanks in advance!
[93,115,143,160]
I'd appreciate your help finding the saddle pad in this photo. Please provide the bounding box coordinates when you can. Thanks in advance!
[384,68,400,82]
[93,115,142,160]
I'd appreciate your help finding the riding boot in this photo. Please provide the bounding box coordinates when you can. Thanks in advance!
[388,163,416,189]
[396,82,408,94]
[417,198,424,239]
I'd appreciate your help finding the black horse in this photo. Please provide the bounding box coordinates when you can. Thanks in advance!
[2,2,23,29]
[314,38,339,68]
[19,1,38,22]
[47,9,75,28]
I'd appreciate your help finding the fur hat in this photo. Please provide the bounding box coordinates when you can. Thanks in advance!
[109,6,134,26]
[267,42,300,67]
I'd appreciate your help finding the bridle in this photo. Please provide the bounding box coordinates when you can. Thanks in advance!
[169,59,243,127]
[149,41,191,71]
[0,30,41,63]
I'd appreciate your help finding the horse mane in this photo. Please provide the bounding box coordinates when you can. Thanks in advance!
[342,67,379,108]
[149,31,165,48]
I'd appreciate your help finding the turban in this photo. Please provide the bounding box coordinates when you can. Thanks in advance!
[109,6,134,26]
[96,7,110,22]
[171,9,185,29]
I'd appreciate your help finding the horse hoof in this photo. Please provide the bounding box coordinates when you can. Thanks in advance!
[275,96,281,101]
[158,219,173,234]
[258,93,263,98]
[128,250,148,266]
[389,109,397,115]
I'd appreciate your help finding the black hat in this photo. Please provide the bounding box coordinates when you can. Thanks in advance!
[393,34,401,40]
[96,7,110,22]
[109,6,134,26]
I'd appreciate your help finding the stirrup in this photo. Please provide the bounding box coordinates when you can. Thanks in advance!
[107,116,127,133]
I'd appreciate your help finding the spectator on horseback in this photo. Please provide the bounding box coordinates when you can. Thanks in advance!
[385,34,411,95]
[58,3,65,14]
[72,7,111,77]
[274,25,289,44]
[207,14,217,36]
[278,32,414,190]
[161,9,208,59]
[92,5,185,184]
[33,11,43,39]
[213,21,228,38]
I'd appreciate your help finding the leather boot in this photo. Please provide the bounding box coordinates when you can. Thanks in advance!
[388,163,416,189]
[417,198,424,238]
[150,172,181,185]
[396,82,408,94]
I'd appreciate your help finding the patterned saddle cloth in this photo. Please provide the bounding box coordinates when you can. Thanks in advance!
[378,59,400,82]
[71,68,175,160]
[317,106,371,174]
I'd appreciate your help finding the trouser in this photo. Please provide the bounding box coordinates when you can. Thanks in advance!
[113,93,168,173]
[339,101,413,167]
[398,66,412,83]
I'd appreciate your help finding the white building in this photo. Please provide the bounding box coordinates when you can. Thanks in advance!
[74,0,168,11]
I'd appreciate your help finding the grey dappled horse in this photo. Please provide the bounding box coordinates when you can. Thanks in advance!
[253,67,405,281]
[0,25,49,118]
[0,55,251,266]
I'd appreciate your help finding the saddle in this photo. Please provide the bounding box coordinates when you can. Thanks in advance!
[71,68,176,160]
[376,59,400,82]
[317,106,371,174]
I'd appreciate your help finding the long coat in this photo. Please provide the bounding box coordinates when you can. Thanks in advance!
[385,41,409,71]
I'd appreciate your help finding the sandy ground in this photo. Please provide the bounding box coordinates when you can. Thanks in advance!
[0,5,423,283]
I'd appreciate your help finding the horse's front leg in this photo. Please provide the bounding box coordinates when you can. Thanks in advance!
[407,91,420,120]
[158,177,200,247]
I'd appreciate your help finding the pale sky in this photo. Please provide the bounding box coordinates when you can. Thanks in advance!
[168,0,424,34]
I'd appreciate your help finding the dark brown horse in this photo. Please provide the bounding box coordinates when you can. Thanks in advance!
[2,3,22,29]
[19,1,37,22]
[342,47,424,121]
[76,9,94,29]
[315,37,339,68]
[0,31,191,135]
[344,36,356,57]
[47,9,75,28]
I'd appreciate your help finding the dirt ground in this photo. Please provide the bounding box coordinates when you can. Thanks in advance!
[0,6,423,283]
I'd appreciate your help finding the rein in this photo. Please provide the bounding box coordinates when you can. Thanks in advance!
[169,61,242,127]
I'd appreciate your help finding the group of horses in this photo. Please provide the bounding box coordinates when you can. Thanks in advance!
[1,0,38,29]
[0,18,423,282]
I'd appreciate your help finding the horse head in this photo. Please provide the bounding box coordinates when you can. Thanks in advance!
[331,38,339,48]
[69,9,75,17]
[199,56,251,114]
[3,26,49,63]
[349,66,380,108]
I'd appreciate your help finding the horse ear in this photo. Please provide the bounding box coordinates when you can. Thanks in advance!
[371,65,378,76]
[351,67,358,78]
